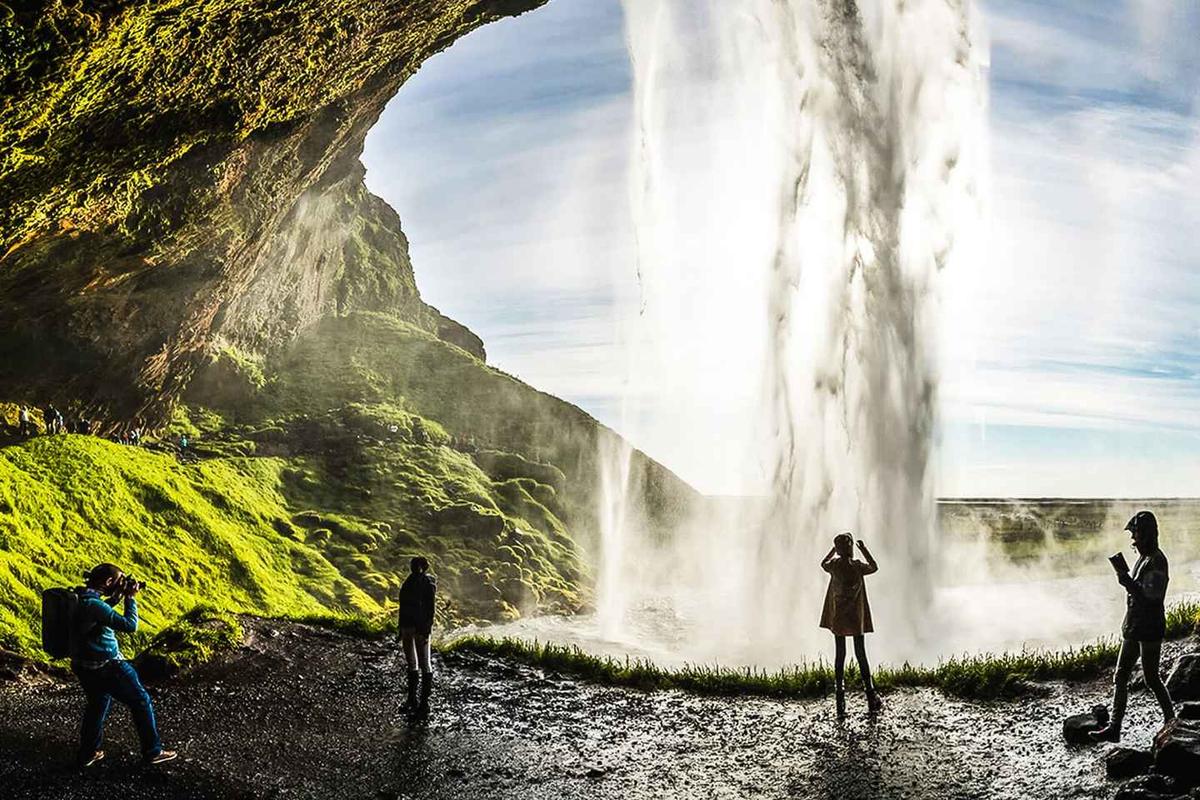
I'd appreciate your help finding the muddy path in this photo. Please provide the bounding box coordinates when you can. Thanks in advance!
[0,618,1184,799]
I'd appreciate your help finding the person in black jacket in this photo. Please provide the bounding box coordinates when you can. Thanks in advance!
[1091,511,1175,742]
[398,556,436,716]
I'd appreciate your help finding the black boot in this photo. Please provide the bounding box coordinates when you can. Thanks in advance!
[405,670,419,712]
[835,680,846,719]
[865,681,883,714]
[417,671,433,717]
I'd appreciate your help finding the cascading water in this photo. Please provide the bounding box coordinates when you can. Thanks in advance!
[595,432,633,640]
[596,0,987,664]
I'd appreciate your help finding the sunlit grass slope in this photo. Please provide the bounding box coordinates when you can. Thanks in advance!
[0,434,377,656]
[1,411,589,661]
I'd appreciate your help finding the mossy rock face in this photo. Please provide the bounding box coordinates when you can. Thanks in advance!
[0,0,539,421]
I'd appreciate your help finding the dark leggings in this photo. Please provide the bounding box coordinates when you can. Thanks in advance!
[1111,638,1174,727]
[834,635,873,689]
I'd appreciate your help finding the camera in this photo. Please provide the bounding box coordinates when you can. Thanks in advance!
[116,575,147,595]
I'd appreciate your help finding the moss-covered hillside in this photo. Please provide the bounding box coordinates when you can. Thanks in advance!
[0,414,586,659]
[185,312,692,540]
[0,435,373,655]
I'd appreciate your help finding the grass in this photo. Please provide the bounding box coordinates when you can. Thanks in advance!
[0,403,591,660]
[443,600,1200,701]
[0,434,380,656]
[132,605,243,677]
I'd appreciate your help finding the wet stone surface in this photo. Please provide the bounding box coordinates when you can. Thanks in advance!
[0,619,1187,799]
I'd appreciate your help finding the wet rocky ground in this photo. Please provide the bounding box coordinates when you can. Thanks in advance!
[0,618,1191,800]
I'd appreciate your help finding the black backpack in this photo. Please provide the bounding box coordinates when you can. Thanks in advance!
[41,588,82,659]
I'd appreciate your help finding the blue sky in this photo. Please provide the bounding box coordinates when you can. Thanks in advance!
[363,0,1200,498]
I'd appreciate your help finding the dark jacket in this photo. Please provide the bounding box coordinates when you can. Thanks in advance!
[73,588,138,666]
[1121,549,1168,641]
[398,573,436,634]
[819,555,877,635]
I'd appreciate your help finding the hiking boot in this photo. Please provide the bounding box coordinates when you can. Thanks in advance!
[146,750,178,765]
[405,670,420,711]
[1089,725,1121,743]
[80,750,105,768]
[417,670,433,717]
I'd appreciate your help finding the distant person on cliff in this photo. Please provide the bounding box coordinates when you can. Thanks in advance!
[18,405,34,436]
[44,404,62,434]
[820,533,883,717]
[397,556,437,717]
[72,563,177,767]
[1090,511,1175,742]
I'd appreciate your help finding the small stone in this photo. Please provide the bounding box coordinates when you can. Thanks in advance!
[585,766,608,779]
[1153,718,1200,788]
[1114,774,1181,800]
[1064,705,1110,744]
[1168,654,1200,702]
[1105,746,1153,779]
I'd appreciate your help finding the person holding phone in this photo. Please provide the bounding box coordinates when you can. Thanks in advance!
[820,532,882,717]
[1091,511,1175,742]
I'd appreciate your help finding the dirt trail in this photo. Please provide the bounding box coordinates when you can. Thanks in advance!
[0,618,1184,799]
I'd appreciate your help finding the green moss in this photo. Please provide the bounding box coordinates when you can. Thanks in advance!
[0,434,378,658]
[134,604,242,674]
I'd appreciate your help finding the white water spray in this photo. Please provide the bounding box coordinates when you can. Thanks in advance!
[600,0,987,663]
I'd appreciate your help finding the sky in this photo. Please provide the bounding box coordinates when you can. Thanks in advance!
[362,0,1200,498]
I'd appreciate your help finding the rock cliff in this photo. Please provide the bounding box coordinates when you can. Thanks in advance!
[1,0,536,421]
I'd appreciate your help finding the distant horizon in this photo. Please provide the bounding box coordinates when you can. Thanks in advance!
[696,494,1200,503]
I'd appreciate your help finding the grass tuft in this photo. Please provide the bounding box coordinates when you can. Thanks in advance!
[445,599,1200,701]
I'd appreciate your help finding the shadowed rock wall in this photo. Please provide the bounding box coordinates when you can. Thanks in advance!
[0,0,536,421]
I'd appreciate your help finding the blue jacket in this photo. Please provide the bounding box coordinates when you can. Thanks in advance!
[74,588,138,664]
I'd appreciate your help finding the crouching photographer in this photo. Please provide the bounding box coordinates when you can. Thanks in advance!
[73,563,177,767]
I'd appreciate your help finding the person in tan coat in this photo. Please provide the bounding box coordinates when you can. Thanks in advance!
[820,532,882,717]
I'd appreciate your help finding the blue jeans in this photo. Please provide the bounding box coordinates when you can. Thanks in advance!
[74,660,162,760]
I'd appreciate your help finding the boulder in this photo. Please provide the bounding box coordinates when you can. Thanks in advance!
[1153,718,1200,788]
[1114,774,1181,800]
[1106,746,1154,779]
[1167,654,1200,702]
[1063,704,1110,743]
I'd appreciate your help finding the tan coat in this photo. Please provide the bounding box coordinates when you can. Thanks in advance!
[819,556,875,636]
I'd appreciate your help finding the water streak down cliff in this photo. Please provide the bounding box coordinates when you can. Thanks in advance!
[0,0,540,422]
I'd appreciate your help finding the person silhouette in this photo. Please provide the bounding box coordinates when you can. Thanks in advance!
[397,556,437,717]
[820,532,882,717]
[1090,511,1175,742]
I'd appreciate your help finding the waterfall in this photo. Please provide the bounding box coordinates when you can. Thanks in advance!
[596,432,633,639]
[602,0,987,663]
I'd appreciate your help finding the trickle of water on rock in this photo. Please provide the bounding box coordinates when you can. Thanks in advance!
[599,0,988,665]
